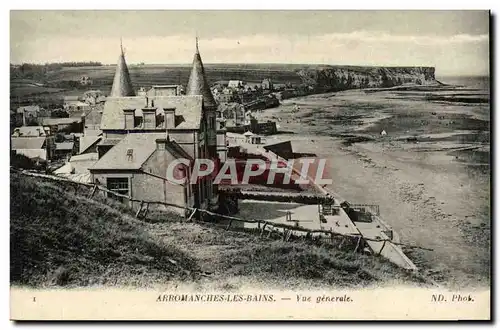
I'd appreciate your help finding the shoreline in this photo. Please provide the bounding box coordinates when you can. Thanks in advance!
[254,87,490,288]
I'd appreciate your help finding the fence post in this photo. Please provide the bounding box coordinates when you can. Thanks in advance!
[260,223,267,237]
[338,237,346,249]
[226,219,233,230]
[142,202,149,219]
[354,236,362,253]
[378,240,387,255]
[88,185,97,199]
[187,209,197,222]
[135,201,144,218]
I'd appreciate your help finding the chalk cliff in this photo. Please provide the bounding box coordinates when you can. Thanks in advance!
[296,66,436,91]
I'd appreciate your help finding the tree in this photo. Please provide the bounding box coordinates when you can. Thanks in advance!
[51,109,69,118]
[55,133,65,143]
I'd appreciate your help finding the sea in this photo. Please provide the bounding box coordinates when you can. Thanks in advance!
[436,75,490,93]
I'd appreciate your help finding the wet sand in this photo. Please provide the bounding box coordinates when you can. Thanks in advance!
[255,88,490,288]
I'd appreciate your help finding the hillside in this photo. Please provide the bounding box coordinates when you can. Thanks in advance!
[297,66,436,91]
[10,172,198,287]
[10,172,426,289]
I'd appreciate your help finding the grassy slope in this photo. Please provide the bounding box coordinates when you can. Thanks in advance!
[10,173,198,287]
[10,173,425,289]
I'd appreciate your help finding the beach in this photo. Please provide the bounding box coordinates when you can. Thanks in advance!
[254,79,490,288]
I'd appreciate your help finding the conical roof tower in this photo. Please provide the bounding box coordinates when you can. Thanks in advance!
[110,40,135,97]
[186,38,217,108]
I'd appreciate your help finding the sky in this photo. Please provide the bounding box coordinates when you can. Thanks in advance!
[10,10,490,76]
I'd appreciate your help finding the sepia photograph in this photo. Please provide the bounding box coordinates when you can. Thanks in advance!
[8,9,491,320]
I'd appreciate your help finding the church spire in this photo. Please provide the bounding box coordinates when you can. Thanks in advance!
[186,38,217,108]
[110,39,135,97]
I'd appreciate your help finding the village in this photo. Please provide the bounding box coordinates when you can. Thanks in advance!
[10,40,419,273]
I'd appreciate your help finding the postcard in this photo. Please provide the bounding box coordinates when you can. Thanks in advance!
[9,9,491,321]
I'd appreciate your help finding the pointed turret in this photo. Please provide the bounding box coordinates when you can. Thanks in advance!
[110,40,135,97]
[186,38,217,108]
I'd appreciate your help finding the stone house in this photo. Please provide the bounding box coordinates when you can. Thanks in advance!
[89,40,227,215]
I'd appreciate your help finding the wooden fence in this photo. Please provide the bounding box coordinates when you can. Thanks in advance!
[12,168,432,256]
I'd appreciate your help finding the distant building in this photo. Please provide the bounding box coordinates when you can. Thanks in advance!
[262,78,274,91]
[215,93,237,103]
[147,85,183,97]
[54,141,76,159]
[222,104,246,127]
[12,126,48,137]
[79,135,102,154]
[16,105,40,126]
[53,153,99,184]
[64,99,91,113]
[82,107,103,135]
[273,83,287,91]
[83,90,106,105]
[42,117,83,134]
[228,80,244,89]
[11,136,53,161]
[80,76,92,86]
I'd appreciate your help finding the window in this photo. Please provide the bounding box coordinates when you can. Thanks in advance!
[134,116,143,128]
[207,116,216,129]
[107,177,129,201]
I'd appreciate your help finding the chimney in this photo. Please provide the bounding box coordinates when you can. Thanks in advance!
[123,109,135,129]
[142,108,156,129]
[81,114,86,132]
[164,107,176,129]
[126,148,133,161]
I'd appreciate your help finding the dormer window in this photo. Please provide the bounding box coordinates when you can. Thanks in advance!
[123,109,135,129]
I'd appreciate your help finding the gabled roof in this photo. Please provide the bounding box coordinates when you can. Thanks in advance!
[70,153,99,162]
[11,137,46,149]
[42,117,81,126]
[17,105,40,114]
[168,139,194,161]
[100,95,203,130]
[55,142,75,150]
[186,39,217,108]
[12,126,46,137]
[79,135,102,154]
[90,133,192,171]
[155,96,203,130]
[109,44,135,97]
[15,149,47,160]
